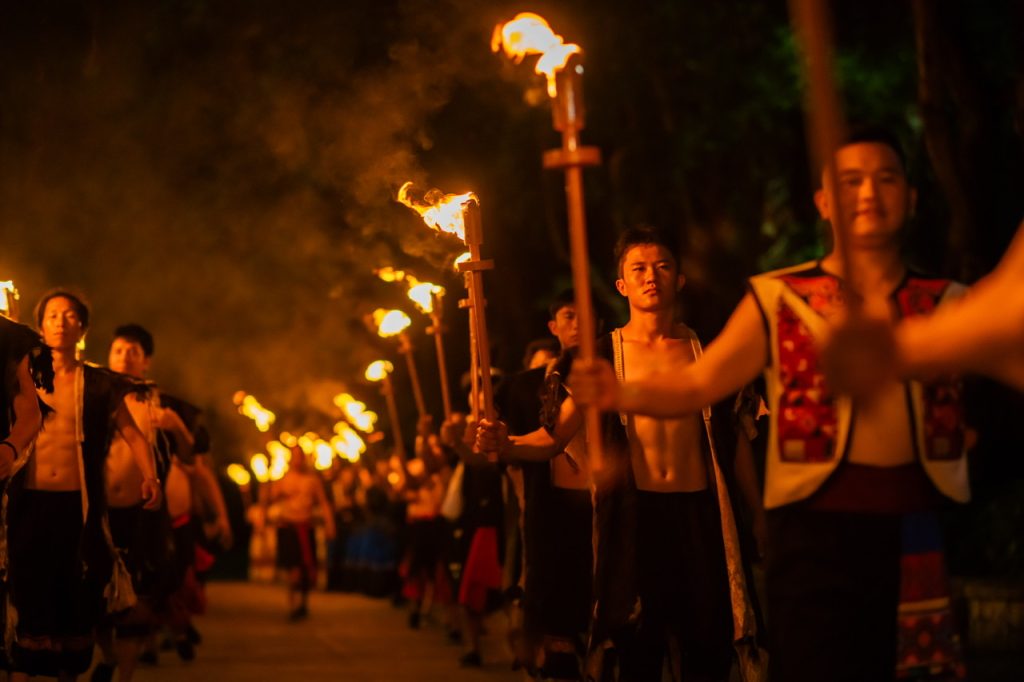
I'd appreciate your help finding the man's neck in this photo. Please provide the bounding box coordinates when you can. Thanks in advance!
[822,245,906,298]
[622,307,676,343]
[51,348,81,375]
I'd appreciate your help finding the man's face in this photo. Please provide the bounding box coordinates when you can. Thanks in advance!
[547,304,579,350]
[109,338,150,378]
[40,296,85,353]
[615,244,683,312]
[815,142,916,249]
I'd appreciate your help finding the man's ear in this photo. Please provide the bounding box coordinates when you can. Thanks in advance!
[615,278,627,297]
[547,319,558,336]
[813,187,830,221]
[676,273,686,291]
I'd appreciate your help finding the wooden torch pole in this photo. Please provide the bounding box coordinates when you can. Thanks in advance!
[429,296,453,419]
[381,374,407,462]
[399,332,427,418]
[460,201,496,422]
[542,56,605,468]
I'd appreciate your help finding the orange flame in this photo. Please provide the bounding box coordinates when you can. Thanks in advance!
[365,360,394,382]
[492,12,581,98]
[373,308,412,337]
[233,392,276,432]
[407,281,445,315]
[376,266,407,283]
[250,453,270,483]
[333,392,378,433]
[397,182,478,243]
[332,422,367,462]
[227,463,252,487]
[0,281,17,315]
[454,252,472,272]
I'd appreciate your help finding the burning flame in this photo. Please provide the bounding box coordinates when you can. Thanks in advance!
[397,182,478,243]
[266,441,291,462]
[0,281,17,315]
[297,432,320,455]
[279,431,298,447]
[365,360,394,382]
[227,463,252,487]
[373,308,411,338]
[333,393,378,433]
[269,451,288,481]
[492,12,581,97]
[407,281,445,315]
[332,422,366,462]
[454,252,472,272]
[250,453,270,483]
[313,439,335,470]
[376,266,407,283]
[233,392,276,432]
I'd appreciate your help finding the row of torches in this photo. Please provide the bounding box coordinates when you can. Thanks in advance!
[229,12,604,485]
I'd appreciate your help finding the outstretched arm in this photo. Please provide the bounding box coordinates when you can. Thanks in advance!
[573,294,769,418]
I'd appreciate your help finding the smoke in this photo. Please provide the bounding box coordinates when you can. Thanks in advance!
[0,0,509,456]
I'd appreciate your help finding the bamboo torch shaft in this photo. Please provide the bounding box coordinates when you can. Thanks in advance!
[561,129,605,469]
[463,202,496,422]
[466,285,481,422]
[400,333,427,417]
[789,0,857,309]
[382,375,407,461]
[431,312,453,419]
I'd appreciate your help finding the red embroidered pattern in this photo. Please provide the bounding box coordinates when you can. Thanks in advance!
[898,279,965,461]
[776,300,836,462]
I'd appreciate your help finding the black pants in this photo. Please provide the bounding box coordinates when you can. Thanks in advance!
[620,489,733,682]
[765,506,902,682]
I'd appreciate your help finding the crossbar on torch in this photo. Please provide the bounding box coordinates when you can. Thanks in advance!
[459,202,496,422]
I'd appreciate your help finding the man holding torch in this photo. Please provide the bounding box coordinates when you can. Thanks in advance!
[3,291,161,682]
[479,229,760,681]
[571,130,972,682]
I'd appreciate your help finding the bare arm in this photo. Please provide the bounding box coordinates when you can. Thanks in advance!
[6,357,42,452]
[500,395,584,463]
[115,401,161,510]
[897,225,1024,388]
[156,407,196,465]
[573,294,768,418]
[194,454,233,547]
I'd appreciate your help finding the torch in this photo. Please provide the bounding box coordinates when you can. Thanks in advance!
[408,281,453,420]
[372,308,427,418]
[398,186,496,422]
[0,280,20,321]
[366,359,407,461]
[493,13,604,466]
[788,0,856,306]
[377,268,454,420]
[233,391,276,433]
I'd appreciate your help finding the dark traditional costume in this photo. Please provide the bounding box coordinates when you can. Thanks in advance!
[2,363,142,677]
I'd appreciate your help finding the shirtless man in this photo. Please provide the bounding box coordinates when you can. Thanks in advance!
[480,229,759,681]
[270,445,335,620]
[573,129,972,682]
[92,324,194,682]
[5,291,160,682]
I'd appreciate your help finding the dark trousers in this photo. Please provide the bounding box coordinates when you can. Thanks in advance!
[619,489,733,682]
[765,506,902,682]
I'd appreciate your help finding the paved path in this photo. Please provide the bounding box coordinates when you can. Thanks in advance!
[130,582,523,682]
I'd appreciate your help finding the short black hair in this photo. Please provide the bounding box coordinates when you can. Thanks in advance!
[613,226,677,278]
[547,289,576,320]
[35,289,90,330]
[521,338,559,370]
[113,323,155,357]
[843,124,907,171]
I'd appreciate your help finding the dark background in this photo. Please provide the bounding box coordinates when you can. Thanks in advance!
[1,0,1022,578]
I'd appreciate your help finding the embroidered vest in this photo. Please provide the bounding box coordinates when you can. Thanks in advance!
[749,262,970,509]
